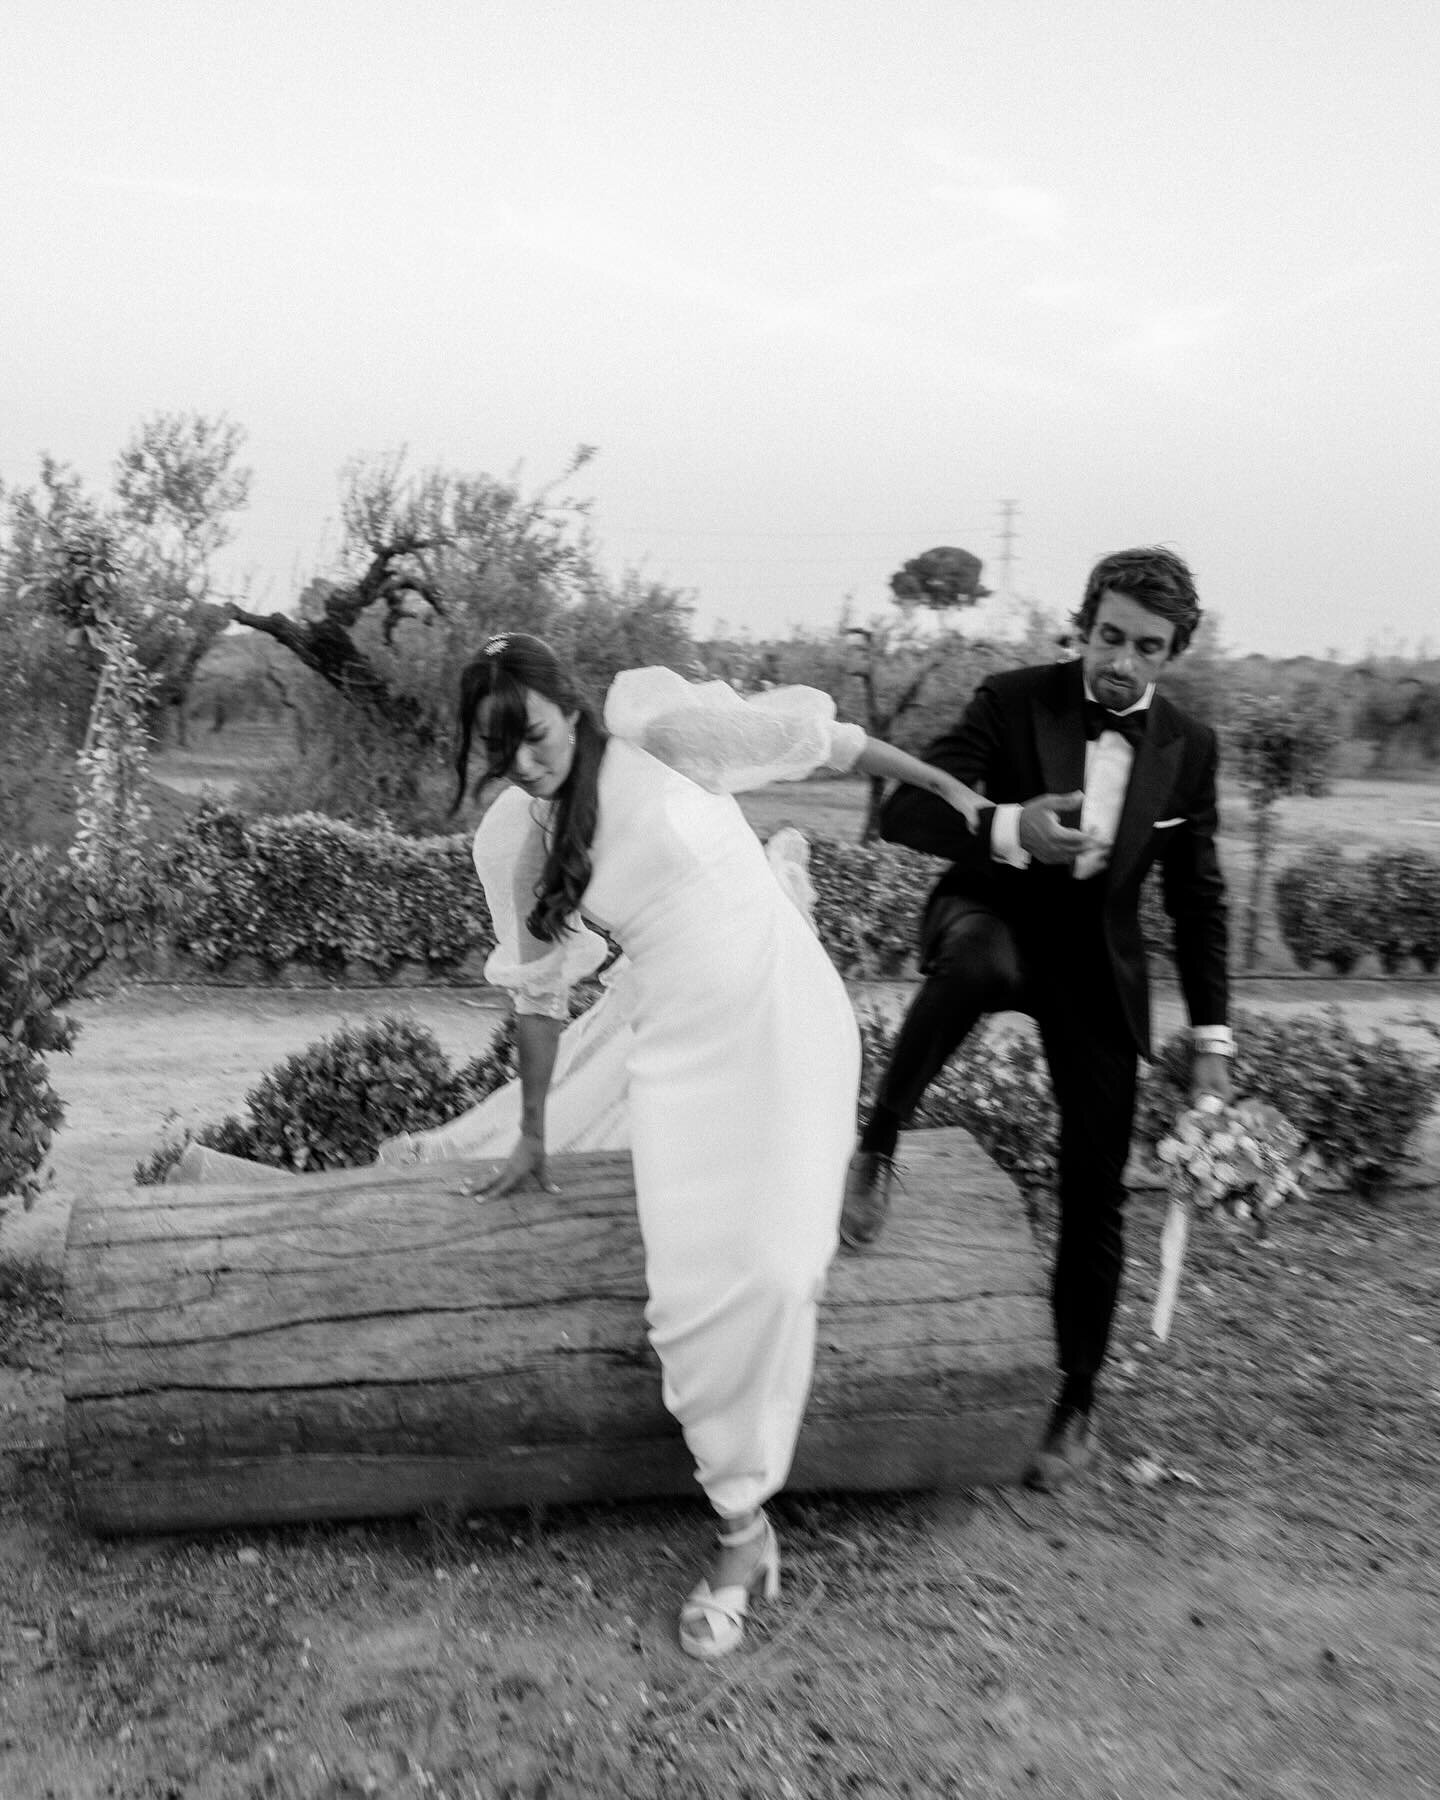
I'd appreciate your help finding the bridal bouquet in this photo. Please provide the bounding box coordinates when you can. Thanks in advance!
[1150,1095,1306,1340]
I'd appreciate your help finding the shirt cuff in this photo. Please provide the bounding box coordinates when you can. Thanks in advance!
[1191,1025,1235,1056]
[990,803,1031,868]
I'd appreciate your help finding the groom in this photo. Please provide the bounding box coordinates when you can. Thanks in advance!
[841,545,1233,1491]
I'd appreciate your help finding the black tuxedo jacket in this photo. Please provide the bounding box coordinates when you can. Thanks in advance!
[879,658,1229,1057]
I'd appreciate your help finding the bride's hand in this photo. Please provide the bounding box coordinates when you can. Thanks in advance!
[936,775,985,831]
[467,1132,559,1199]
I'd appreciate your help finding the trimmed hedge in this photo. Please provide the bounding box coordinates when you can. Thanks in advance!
[1274,845,1440,975]
[151,804,944,982]
[154,803,491,977]
[148,805,1440,986]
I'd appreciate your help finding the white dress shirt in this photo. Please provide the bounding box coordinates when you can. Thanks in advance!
[986,683,1234,1056]
[990,682,1153,876]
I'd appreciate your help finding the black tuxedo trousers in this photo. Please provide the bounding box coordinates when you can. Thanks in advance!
[868,884,1139,1403]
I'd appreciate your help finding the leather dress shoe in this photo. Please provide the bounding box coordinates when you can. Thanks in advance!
[839,1149,898,1250]
[1024,1407,1098,1493]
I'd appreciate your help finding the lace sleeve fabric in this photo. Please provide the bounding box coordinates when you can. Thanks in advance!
[472,787,609,1019]
[604,666,866,793]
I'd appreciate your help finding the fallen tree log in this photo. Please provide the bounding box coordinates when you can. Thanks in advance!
[62,1127,1053,1534]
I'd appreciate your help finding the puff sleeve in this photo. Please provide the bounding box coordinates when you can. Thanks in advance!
[472,787,609,1018]
[604,667,865,793]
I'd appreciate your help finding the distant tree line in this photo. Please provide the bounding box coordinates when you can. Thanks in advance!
[4,413,1438,856]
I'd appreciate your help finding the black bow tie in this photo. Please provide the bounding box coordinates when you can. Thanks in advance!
[1083,699,1148,748]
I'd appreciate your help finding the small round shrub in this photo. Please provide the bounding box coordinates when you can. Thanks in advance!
[1365,847,1440,975]
[859,1012,1059,1209]
[1272,846,1370,974]
[866,1002,1440,1207]
[144,1017,488,1178]
[457,1012,517,1103]
[1134,1007,1440,1197]
[135,980,622,1185]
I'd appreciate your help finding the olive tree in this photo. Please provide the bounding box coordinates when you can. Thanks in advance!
[229,448,697,831]
[1229,688,1342,969]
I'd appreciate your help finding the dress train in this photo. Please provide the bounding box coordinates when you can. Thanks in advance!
[375,826,818,1168]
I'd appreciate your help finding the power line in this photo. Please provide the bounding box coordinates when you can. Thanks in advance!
[995,499,1020,593]
[605,526,993,541]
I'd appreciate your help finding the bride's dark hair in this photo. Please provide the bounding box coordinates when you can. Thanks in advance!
[452,633,608,943]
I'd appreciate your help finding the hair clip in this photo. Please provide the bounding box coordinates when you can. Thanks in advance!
[483,633,511,656]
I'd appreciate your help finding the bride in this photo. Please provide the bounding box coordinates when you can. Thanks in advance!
[383,634,981,1660]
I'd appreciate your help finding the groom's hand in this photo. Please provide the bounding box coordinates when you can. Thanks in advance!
[1017,791,1095,865]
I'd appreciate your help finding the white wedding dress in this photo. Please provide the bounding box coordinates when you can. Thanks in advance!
[382,669,865,1516]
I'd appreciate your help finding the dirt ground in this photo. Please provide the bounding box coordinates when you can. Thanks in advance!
[2,976,1439,1798]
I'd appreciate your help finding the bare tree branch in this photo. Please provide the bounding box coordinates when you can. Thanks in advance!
[226,590,436,747]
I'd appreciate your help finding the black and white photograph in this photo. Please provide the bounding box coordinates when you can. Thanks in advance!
[2,4,1438,1796]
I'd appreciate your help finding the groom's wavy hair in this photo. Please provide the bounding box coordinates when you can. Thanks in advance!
[1073,546,1201,658]
[452,633,609,943]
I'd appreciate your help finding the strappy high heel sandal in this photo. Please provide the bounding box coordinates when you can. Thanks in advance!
[677,1510,781,1661]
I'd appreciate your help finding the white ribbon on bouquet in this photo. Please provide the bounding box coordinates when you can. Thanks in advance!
[1151,1092,1225,1342]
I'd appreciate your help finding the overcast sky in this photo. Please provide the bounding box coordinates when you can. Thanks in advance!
[3,0,1436,656]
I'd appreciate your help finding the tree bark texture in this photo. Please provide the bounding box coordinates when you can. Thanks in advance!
[225,542,445,747]
[63,1128,1053,1535]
